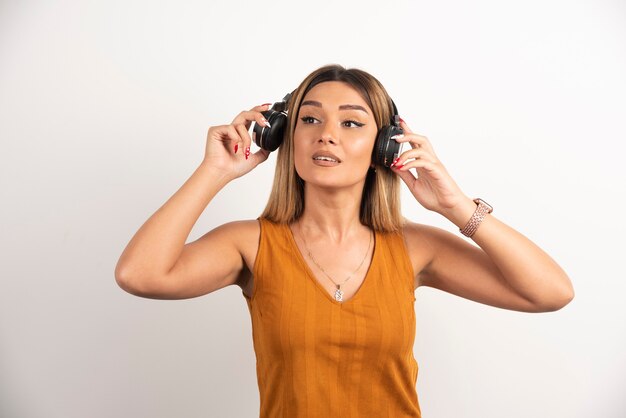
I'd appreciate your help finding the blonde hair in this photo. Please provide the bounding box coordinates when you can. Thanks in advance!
[259,64,406,233]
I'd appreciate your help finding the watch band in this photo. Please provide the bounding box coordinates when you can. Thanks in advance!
[459,198,493,238]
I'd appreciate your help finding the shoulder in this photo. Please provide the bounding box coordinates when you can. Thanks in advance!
[402,218,466,249]
[399,219,440,288]
[399,219,437,253]
[204,219,261,263]
[227,217,295,251]
[222,218,261,251]
[212,219,261,289]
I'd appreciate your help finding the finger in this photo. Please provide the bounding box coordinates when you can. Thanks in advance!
[250,147,271,166]
[394,158,438,173]
[392,149,437,168]
[391,161,416,184]
[251,103,272,111]
[231,109,271,130]
[392,132,435,154]
[245,104,272,130]
[234,123,253,159]
[213,123,243,143]
[224,124,244,154]
[399,117,413,134]
[398,118,433,152]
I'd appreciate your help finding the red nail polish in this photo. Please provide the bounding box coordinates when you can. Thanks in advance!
[394,164,404,169]
[259,103,272,107]
[391,157,400,167]
[234,144,238,153]
[399,117,405,123]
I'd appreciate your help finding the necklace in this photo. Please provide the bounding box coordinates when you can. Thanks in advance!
[296,221,373,302]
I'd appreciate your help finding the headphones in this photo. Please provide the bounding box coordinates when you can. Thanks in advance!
[252,89,404,168]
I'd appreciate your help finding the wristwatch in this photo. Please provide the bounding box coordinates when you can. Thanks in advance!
[459,198,493,238]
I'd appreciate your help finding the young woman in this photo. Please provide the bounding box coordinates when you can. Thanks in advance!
[115,64,574,418]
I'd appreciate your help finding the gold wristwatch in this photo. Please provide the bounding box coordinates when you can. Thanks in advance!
[459,198,493,238]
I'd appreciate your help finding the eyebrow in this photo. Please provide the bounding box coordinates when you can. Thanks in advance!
[300,100,369,115]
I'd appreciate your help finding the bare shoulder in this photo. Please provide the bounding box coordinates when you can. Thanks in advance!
[400,219,438,289]
[224,219,261,289]
[223,218,260,241]
[223,218,260,271]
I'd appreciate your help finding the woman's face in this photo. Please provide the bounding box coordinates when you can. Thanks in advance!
[293,81,379,189]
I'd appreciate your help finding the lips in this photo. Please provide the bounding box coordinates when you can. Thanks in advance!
[312,150,341,163]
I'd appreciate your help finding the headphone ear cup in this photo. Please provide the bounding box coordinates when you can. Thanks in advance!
[374,125,404,167]
[252,110,288,152]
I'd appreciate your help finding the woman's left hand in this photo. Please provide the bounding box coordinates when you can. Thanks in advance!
[391,118,469,215]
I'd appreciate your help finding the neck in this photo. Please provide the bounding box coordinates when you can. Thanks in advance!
[295,181,369,245]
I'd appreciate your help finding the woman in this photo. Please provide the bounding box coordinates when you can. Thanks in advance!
[115,64,574,417]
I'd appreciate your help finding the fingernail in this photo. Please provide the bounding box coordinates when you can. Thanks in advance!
[262,118,271,128]
[234,144,238,153]
[260,102,272,107]
[393,163,404,169]
[399,117,405,124]
[390,134,404,140]
[390,157,400,167]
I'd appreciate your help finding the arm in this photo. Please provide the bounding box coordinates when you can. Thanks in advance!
[419,198,574,313]
[390,119,573,313]
[114,163,238,299]
[114,106,271,299]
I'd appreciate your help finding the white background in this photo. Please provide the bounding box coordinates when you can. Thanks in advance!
[1,0,625,417]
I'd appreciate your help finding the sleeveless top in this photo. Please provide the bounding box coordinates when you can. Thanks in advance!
[242,217,421,418]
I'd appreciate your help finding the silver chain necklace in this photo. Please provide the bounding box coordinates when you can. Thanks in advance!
[296,221,373,302]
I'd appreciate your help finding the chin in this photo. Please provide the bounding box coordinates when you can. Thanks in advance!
[299,171,368,191]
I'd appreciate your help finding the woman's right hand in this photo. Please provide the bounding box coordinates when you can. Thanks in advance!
[201,104,273,180]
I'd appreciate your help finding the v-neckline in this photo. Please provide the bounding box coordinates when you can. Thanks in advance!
[285,222,378,306]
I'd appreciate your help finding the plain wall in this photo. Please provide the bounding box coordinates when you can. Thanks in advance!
[1,0,625,417]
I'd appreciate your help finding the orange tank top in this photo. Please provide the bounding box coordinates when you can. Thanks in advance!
[243,217,421,418]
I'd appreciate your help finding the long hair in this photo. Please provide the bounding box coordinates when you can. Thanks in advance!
[259,64,406,233]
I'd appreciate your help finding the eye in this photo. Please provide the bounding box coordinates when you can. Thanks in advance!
[300,115,365,128]
[343,120,365,128]
[300,116,318,124]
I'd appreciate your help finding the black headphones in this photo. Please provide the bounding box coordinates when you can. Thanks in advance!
[252,90,404,168]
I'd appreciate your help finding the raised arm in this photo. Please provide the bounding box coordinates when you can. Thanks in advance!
[114,104,272,299]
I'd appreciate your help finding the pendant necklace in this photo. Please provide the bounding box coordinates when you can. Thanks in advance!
[296,221,373,302]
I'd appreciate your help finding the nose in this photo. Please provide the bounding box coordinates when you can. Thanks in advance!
[319,135,336,145]
[319,123,338,145]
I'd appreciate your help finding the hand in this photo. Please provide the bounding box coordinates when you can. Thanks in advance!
[390,119,470,214]
[201,104,272,180]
